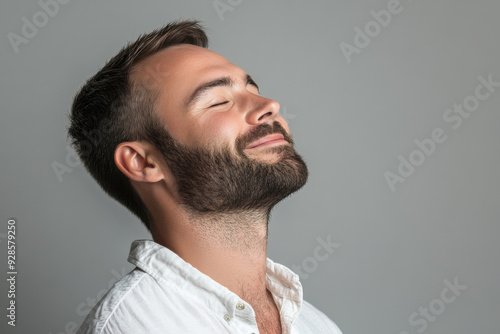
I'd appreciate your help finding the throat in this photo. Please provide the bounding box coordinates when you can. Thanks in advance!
[252,289,282,334]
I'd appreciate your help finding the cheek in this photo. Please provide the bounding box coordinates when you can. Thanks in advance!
[196,113,242,148]
[162,114,192,144]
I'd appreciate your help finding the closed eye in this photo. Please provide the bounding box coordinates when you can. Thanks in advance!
[210,101,229,108]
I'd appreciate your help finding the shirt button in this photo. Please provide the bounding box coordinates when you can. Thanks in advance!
[224,314,231,322]
[236,301,245,310]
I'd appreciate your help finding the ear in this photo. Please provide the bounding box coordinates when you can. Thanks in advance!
[114,141,164,183]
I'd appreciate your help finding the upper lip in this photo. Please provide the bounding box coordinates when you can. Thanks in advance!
[245,133,285,149]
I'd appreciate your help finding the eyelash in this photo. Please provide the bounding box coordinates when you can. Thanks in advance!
[209,101,229,108]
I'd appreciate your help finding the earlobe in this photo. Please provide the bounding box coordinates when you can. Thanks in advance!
[114,142,164,183]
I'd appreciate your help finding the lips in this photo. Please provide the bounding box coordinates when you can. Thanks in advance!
[245,133,286,149]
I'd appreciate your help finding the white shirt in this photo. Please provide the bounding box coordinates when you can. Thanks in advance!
[77,239,342,334]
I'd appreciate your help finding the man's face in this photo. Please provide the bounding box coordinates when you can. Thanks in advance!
[133,44,308,214]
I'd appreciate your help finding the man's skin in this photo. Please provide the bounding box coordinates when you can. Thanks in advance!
[114,44,294,333]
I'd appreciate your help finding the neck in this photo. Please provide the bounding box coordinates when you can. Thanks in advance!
[151,208,271,303]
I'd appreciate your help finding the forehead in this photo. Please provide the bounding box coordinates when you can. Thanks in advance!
[131,44,244,92]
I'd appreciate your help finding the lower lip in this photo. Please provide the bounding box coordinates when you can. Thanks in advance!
[247,139,288,149]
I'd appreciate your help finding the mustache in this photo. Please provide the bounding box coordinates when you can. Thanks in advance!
[236,121,294,153]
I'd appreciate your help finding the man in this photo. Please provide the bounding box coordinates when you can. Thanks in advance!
[70,20,342,334]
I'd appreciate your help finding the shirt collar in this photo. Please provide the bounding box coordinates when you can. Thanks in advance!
[127,239,303,324]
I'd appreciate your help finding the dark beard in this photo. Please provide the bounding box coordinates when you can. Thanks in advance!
[150,121,309,216]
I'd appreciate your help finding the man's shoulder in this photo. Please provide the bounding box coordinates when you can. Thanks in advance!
[77,267,186,334]
[295,299,343,334]
[76,268,148,334]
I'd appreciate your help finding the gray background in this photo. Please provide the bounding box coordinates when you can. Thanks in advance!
[1,0,499,333]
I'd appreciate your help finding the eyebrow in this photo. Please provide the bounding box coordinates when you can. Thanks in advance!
[185,74,259,109]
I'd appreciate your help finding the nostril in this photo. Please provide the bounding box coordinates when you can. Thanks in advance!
[258,111,273,121]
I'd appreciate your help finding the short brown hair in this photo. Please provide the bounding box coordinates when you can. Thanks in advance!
[68,20,208,232]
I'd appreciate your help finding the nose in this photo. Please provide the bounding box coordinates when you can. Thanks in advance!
[245,96,281,126]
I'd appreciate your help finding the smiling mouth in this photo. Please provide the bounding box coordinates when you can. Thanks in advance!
[245,134,288,149]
